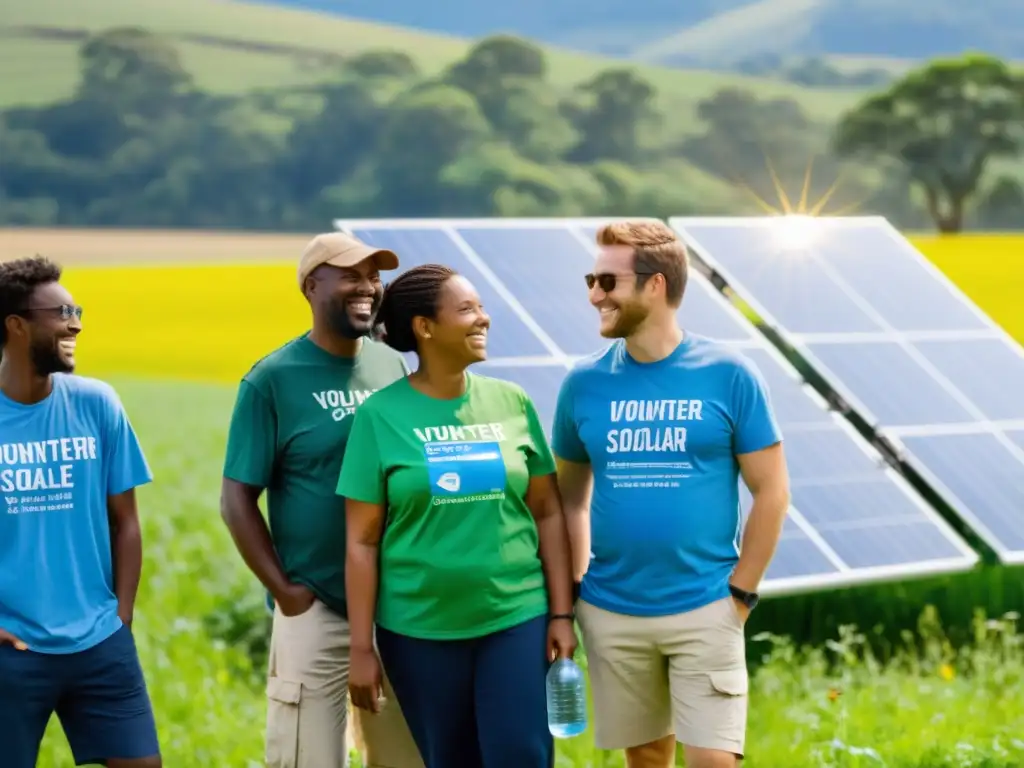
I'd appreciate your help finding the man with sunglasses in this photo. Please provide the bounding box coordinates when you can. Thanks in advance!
[220,232,424,768]
[553,221,790,768]
[0,256,161,768]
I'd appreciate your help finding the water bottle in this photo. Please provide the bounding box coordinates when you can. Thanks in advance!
[545,658,588,738]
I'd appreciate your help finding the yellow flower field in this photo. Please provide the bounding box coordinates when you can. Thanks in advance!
[54,232,1024,382]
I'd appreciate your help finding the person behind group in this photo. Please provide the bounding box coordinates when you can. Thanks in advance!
[552,221,791,768]
[0,256,160,768]
[338,264,578,768]
[219,233,424,768]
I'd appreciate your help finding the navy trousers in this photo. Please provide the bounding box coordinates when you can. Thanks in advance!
[376,613,554,768]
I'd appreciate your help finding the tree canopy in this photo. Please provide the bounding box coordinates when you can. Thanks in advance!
[1,29,1021,233]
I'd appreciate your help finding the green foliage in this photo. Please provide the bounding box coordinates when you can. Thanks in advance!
[34,377,1023,767]
[1,23,1022,232]
[833,54,1024,232]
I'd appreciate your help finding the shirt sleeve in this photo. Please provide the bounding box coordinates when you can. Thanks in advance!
[521,390,556,476]
[103,388,154,496]
[336,406,385,504]
[222,380,277,488]
[551,372,589,463]
[731,357,783,455]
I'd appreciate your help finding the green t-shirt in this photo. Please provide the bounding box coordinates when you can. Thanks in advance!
[222,333,409,617]
[336,373,556,640]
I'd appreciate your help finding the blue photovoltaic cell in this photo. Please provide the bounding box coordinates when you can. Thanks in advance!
[800,224,988,333]
[458,226,757,354]
[805,341,977,427]
[739,349,833,428]
[1009,430,1024,453]
[912,339,1024,422]
[899,433,1024,554]
[337,219,978,589]
[671,215,1024,562]
[476,363,568,432]
[670,225,884,334]
[456,227,604,356]
[351,228,549,359]
[677,279,759,343]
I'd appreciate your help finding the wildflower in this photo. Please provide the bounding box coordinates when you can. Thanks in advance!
[938,663,955,681]
[827,688,842,702]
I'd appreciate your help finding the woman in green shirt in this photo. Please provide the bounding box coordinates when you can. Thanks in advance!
[337,264,578,768]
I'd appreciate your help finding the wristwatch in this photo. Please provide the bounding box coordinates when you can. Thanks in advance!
[729,583,760,611]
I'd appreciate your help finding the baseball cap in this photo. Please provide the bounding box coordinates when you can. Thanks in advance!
[297,232,400,288]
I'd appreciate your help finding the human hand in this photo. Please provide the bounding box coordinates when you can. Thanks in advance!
[117,605,134,630]
[547,618,578,661]
[0,628,27,650]
[349,647,384,714]
[275,583,316,617]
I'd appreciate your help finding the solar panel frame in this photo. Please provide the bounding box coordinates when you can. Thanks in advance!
[333,217,979,592]
[670,214,1024,564]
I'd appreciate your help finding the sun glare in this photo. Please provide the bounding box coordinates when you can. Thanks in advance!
[771,214,819,252]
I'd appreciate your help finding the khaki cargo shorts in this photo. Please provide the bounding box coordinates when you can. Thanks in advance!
[265,598,424,768]
[577,596,749,757]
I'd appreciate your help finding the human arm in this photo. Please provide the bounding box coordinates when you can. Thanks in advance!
[220,380,312,616]
[345,498,386,711]
[550,373,592,587]
[729,359,790,618]
[554,457,593,585]
[108,489,143,627]
[525,471,579,660]
[220,479,312,616]
[336,407,387,712]
[522,392,578,659]
[103,388,154,629]
[731,443,790,601]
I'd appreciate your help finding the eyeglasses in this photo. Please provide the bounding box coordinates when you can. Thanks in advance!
[584,271,656,292]
[16,304,84,321]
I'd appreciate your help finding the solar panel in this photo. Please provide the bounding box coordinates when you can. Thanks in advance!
[670,215,1024,564]
[334,217,978,593]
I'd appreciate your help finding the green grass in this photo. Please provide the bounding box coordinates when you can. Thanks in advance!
[34,375,1024,767]
[0,0,867,126]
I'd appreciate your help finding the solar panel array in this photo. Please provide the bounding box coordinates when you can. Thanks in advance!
[671,215,1024,565]
[334,217,979,595]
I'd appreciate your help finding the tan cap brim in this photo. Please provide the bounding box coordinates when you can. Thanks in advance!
[297,232,400,287]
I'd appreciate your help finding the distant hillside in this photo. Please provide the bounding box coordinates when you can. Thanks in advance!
[262,0,1024,65]
[0,0,865,126]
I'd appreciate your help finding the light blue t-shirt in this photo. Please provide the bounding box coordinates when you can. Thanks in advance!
[552,334,782,617]
[0,374,153,654]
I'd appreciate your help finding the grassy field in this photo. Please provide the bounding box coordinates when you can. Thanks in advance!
[0,0,866,124]
[11,227,1022,766]
[31,376,1024,768]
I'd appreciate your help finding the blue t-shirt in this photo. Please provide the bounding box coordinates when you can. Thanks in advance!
[552,334,782,617]
[0,374,153,654]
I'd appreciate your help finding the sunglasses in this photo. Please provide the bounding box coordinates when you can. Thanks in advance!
[17,304,84,321]
[584,271,656,292]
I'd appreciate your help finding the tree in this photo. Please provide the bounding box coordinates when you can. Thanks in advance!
[563,68,660,165]
[76,27,194,121]
[832,53,1024,232]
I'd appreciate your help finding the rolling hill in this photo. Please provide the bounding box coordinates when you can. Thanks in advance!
[263,0,1024,66]
[0,0,867,128]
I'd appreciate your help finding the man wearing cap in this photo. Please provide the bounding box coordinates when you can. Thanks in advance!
[220,232,424,768]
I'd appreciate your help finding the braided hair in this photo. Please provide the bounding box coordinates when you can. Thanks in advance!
[375,264,457,353]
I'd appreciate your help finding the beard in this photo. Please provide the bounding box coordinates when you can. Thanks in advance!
[602,300,650,338]
[30,336,74,375]
[326,292,382,340]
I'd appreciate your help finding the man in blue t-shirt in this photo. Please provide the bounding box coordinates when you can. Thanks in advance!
[0,256,161,768]
[553,221,791,768]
